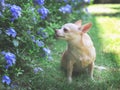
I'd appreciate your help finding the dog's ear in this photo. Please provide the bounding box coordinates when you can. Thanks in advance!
[81,23,92,33]
[74,20,82,27]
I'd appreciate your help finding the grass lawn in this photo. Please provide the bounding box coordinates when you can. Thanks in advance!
[35,4,120,90]
[33,4,120,90]
[1,4,120,90]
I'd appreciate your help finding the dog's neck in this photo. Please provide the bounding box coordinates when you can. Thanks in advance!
[67,33,92,56]
[67,34,84,49]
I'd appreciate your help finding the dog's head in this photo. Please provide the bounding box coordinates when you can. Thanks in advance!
[55,20,92,41]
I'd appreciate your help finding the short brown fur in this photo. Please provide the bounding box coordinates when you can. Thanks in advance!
[55,20,96,83]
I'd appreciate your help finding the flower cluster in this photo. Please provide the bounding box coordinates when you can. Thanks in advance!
[1,51,16,69]
[84,0,90,3]
[36,40,44,47]
[6,28,17,38]
[59,4,72,14]
[0,0,5,12]
[38,6,49,19]
[1,51,16,85]
[10,5,22,22]
[34,0,44,5]
[43,47,53,60]
[37,28,48,39]
[33,0,49,19]
[2,75,11,85]
[0,0,22,21]
[33,67,43,74]
[28,28,48,47]
[27,28,52,60]
[30,34,45,47]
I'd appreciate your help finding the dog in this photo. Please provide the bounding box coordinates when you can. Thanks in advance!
[55,20,96,83]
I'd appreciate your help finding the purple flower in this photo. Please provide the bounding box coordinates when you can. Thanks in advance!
[30,35,36,43]
[5,4,11,8]
[33,67,43,74]
[63,0,68,2]
[37,28,44,35]
[38,6,49,19]
[2,75,11,85]
[43,47,51,55]
[10,83,18,89]
[0,0,5,12]
[41,32,48,39]
[6,28,17,38]
[84,0,90,3]
[36,40,44,47]
[1,51,6,55]
[59,4,72,14]
[27,30,31,35]
[33,0,44,5]
[84,8,89,13]
[2,52,16,68]
[43,48,53,60]
[37,28,48,39]
[10,5,22,22]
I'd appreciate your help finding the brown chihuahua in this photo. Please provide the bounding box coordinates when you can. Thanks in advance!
[55,20,96,83]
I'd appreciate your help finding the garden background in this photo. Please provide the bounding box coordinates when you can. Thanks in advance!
[0,0,120,90]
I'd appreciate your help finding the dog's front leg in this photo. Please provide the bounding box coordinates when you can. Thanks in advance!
[88,62,94,80]
[67,60,73,83]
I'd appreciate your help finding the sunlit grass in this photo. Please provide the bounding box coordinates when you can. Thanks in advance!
[94,16,120,67]
[88,4,120,15]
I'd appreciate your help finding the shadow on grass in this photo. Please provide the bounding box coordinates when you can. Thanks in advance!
[90,4,120,17]
[85,11,120,89]
[93,12,120,17]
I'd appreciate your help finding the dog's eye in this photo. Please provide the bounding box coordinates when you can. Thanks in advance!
[63,28,68,32]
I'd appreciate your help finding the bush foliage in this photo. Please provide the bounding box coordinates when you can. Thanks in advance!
[0,0,90,89]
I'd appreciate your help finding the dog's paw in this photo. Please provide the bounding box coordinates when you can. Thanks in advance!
[68,77,72,84]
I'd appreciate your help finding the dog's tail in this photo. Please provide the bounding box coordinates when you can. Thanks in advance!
[94,65,107,71]
[94,65,120,72]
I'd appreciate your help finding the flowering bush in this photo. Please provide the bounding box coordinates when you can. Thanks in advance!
[10,5,22,22]
[37,6,49,19]
[59,4,72,14]
[0,0,91,88]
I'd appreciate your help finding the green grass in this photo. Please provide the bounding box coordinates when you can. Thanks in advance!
[1,4,120,90]
[37,4,120,90]
[33,4,120,90]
